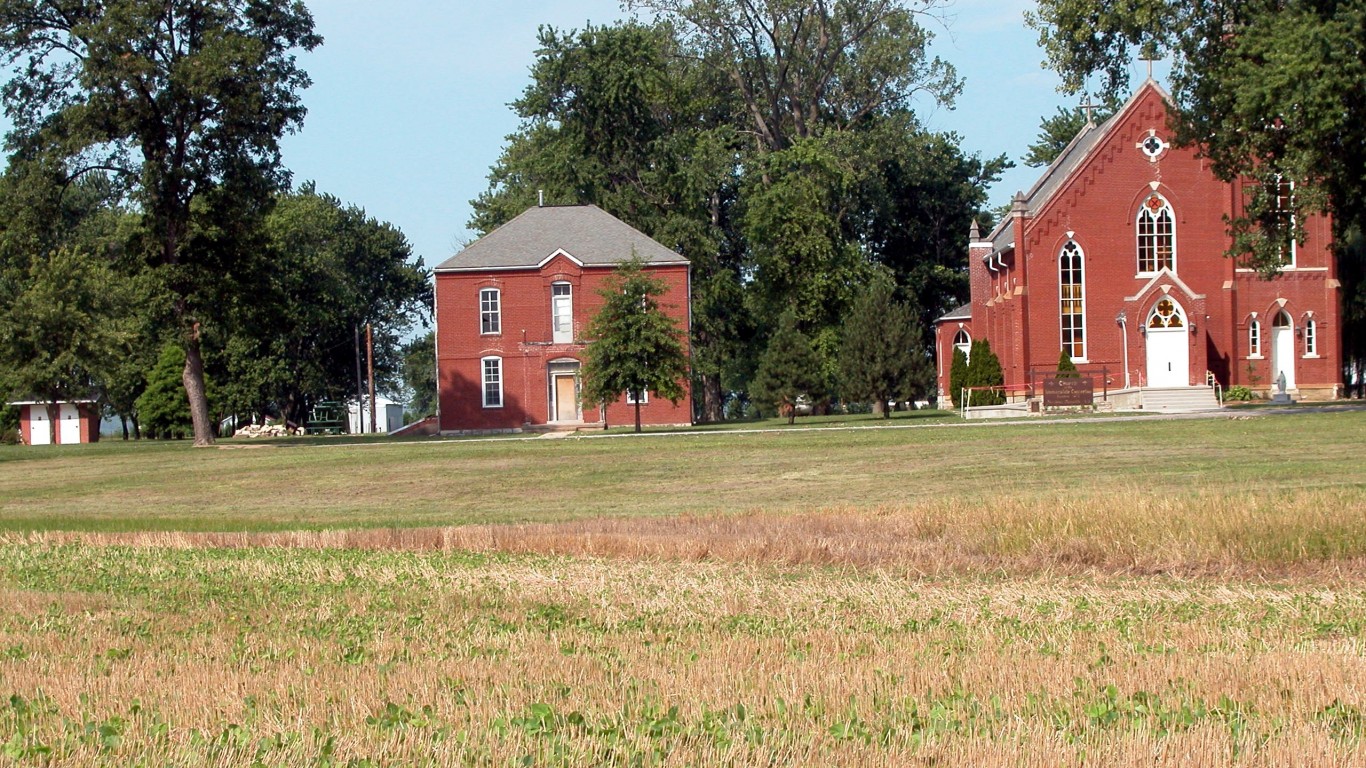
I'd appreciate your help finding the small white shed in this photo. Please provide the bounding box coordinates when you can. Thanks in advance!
[348,397,405,434]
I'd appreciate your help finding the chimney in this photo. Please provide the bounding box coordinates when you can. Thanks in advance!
[538,189,544,207]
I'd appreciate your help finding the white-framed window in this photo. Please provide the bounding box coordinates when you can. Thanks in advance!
[1272,175,1297,268]
[1249,319,1261,357]
[1137,193,1176,274]
[481,356,503,408]
[1304,318,1317,356]
[625,388,649,404]
[479,288,501,335]
[953,329,971,363]
[1059,240,1086,360]
[552,282,573,343]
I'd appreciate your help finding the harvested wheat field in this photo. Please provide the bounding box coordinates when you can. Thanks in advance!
[1,409,1365,765]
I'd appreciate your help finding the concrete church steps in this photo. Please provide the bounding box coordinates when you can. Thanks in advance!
[1140,386,1223,413]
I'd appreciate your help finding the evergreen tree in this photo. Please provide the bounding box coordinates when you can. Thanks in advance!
[839,279,931,417]
[1057,349,1079,377]
[580,260,690,433]
[137,343,195,440]
[948,346,969,407]
[751,310,824,424]
[964,339,1005,406]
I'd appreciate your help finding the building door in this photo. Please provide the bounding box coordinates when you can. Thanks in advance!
[29,406,51,445]
[1144,298,1188,387]
[547,359,581,422]
[553,376,579,422]
[1272,311,1296,390]
[58,404,81,444]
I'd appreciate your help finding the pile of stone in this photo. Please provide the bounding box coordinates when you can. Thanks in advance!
[233,423,299,438]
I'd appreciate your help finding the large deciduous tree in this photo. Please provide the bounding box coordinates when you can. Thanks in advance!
[1026,0,1365,271]
[629,0,961,151]
[0,0,321,445]
[580,260,690,433]
[222,186,432,427]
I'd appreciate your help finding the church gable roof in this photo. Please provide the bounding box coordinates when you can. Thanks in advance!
[1008,80,1173,224]
[436,204,689,272]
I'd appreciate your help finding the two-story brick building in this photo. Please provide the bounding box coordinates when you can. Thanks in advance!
[434,204,693,433]
[935,80,1343,407]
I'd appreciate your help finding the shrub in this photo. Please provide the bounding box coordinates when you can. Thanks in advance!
[1225,385,1255,401]
[1057,349,1080,377]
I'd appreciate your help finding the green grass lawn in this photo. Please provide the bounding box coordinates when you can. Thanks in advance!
[1,409,1362,533]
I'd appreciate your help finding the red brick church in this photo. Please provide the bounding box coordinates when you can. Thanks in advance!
[434,204,693,433]
[935,80,1342,407]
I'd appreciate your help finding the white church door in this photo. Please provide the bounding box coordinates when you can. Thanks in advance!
[1271,311,1296,390]
[59,404,81,444]
[29,407,51,445]
[1144,298,1189,387]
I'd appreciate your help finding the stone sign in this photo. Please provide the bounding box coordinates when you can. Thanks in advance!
[1042,376,1094,407]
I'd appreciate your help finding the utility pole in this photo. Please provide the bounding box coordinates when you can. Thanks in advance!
[366,323,377,434]
[354,325,365,434]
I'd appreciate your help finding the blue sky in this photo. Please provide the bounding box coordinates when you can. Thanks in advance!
[276,1,1163,268]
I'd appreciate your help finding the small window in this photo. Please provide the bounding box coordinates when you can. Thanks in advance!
[482,357,503,408]
[1249,319,1261,357]
[1305,318,1317,355]
[479,288,501,335]
[625,388,649,404]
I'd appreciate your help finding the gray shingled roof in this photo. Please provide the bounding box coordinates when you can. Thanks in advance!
[937,303,971,322]
[436,204,689,271]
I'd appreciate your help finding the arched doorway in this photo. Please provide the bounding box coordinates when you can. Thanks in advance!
[1271,311,1296,390]
[1144,298,1188,387]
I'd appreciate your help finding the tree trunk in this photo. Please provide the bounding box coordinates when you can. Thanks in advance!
[634,398,642,433]
[182,334,215,446]
[699,373,724,423]
[872,399,886,418]
[120,415,128,441]
[46,401,59,445]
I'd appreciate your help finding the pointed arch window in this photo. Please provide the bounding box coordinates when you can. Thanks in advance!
[1249,319,1261,357]
[1059,240,1086,359]
[953,329,971,362]
[1304,318,1317,356]
[1137,193,1175,274]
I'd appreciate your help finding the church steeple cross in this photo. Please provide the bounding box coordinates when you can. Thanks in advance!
[1079,95,1096,126]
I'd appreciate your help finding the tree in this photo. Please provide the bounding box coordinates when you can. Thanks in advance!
[0,0,322,445]
[222,186,432,427]
[1026,0,1366,275]
[630,0,961,151]
[750,309,824,424]
[1057,349,1079,378]
[0,247,131,442]
[964,339,1004,407]
[137,343,194,439]
[948,345,968,407]
[401,331,437,421]
[839,278,931,417]
[580,260,690,433]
